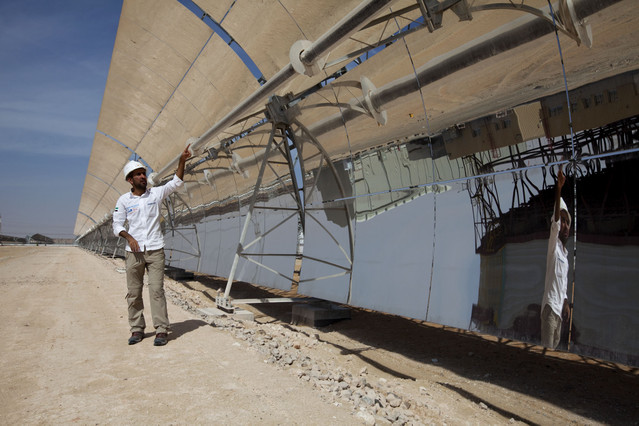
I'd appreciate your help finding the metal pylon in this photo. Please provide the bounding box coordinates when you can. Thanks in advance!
[163,192,202,270]
[217,95,355,311]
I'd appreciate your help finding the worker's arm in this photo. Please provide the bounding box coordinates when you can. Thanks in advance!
[562,298,571,323]
[112,199,136,251]
[554,165,565,222]
[118,230,140,253]
[176,144,191,181]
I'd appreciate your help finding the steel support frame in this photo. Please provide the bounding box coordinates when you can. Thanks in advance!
[217,98,355,311]
[74,0,612,251]
[217,122,288,310]
[150,0,603,183]
[154,0,400,180]
[163,192,202,269]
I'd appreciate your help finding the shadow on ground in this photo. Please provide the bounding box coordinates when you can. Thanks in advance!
[176,273,639,424]
[170,318,210,340]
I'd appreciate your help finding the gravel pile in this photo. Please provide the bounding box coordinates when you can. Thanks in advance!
[213,319,431,425]
[166,283,436,425]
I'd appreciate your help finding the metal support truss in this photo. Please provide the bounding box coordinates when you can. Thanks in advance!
[217,96,355,312]
[163,192,202,269]
[151,0,604,184]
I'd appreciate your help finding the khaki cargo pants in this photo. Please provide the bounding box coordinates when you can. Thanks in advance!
[541,304,561,349]
[125,249,169,334]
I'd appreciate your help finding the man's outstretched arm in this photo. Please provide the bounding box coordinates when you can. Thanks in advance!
[554,164,565,222]
[176,144,191,180]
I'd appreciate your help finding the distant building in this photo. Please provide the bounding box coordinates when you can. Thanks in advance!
[29,234,55,245]
[0,234,27,244]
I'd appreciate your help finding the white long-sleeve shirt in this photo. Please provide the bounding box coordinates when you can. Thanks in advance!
[112,175,183,252]
[542,216,569,317]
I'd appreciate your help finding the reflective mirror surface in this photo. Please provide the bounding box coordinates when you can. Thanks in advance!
[77,0,639,366]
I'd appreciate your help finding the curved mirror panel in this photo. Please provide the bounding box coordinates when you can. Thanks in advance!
[75,0,639,367]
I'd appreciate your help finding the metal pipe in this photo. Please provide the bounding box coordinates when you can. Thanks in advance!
[155,64,295,178]
[299,0,398,66]
[302,0,621,139]
[155,0,398,180]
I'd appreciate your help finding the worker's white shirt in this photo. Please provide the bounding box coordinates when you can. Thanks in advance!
[542,216,569,317]
[112,175,183,252]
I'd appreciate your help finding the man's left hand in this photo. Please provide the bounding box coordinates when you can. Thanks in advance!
[562,300,571,323]
[181,144,192,162]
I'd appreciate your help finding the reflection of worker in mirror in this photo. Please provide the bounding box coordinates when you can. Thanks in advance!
[112,145,191,346]
[541,164,571,349]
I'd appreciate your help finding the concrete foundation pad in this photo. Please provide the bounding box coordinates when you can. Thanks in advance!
[198,307,228,317]
[233,308,255,322]
[291,303,351,327]
[198,307,254,322]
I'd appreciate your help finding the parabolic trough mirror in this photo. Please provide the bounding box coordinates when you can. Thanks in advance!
[76,0,639,366]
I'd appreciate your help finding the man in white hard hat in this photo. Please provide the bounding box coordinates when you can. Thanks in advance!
[112,145,191,346]
[541,164,572,349]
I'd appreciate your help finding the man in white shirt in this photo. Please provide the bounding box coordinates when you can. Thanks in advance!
[113,146,191,346]
[541,165,572,349]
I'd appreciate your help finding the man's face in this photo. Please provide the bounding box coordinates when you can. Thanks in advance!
[559,210,570,246]
[127,168,147,192]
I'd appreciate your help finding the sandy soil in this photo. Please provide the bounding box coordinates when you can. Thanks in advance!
[1,246,637,425]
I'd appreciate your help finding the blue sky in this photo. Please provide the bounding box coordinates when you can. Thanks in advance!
[0,0,122,239]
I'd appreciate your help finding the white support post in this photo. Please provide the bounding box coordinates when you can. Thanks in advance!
[220,124,284,305]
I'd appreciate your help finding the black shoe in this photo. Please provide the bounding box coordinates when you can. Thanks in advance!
[154,333,168,346]
[128,332,144,345]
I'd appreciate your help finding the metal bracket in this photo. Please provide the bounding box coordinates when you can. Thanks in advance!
[418,0,472,32]
[216,295,235,313]
[418,0,441,31]
[556,0,592,48]
[470,0,592,47]
[350,76,388,126]
[290,40,326,77]
[265,94,298,126]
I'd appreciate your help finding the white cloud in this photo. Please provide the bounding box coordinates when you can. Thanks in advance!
[0,1,114,153]
[0,94,99,139]
[0,125,93,157]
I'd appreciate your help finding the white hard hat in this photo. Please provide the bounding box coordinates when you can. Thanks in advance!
[123,160,146,180]
[559,197,571,225]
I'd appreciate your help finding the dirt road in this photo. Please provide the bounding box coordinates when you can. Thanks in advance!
[1,246,637,425]
[0,246,356,424]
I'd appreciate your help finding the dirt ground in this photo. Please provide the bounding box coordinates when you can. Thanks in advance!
[1,246,637,425]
